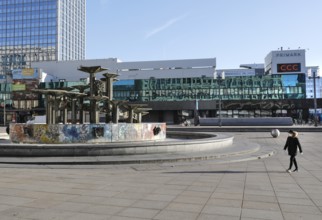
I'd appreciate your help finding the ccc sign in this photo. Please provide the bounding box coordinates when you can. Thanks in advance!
[277,63,301,72]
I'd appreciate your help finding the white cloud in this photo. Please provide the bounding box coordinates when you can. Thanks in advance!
[145,14,188,39]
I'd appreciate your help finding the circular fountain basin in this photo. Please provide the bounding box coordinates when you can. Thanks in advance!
[0,131,233,157]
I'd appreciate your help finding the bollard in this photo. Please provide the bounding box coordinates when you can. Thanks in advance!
[271,129,280,138]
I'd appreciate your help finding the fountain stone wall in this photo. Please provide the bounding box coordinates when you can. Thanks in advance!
[9,123,166,144]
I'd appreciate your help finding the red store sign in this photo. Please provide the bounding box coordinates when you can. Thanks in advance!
[277,63,301,72]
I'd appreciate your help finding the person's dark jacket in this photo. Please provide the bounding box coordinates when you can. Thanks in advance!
[284,133,302,156]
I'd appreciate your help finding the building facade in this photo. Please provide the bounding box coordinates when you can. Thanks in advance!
[264,49,306,75]
[306,66,322,98]
[1,48,321,125]
[0,0,86,124]
[30,49,321,125]
[0,0,86,75]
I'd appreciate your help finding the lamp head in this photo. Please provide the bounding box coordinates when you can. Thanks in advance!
[214,71,225,80]
[221,71,225,80]
[213,71,218,79]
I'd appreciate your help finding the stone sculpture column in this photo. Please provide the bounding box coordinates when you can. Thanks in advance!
[101,72,118,123]
[78,66,107,124]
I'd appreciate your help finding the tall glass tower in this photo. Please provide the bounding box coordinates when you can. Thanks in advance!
[0,0,86,76]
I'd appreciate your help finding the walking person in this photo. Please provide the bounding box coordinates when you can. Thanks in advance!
[284,130,303,173]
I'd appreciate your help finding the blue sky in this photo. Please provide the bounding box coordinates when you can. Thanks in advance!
[86,0,322,69]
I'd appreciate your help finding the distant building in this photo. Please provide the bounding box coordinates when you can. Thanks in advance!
[265,49,306,75]
[2,49,321,125]
[0,0,86,124]
[30,49,320,124]
[0,0,85,75]
[306,66,322,99]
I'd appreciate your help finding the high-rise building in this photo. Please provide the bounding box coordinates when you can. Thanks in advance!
[0,0,86,125]
[0,0,86,76]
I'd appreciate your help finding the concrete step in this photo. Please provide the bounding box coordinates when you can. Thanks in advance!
[0,132,233,157]
[0,141,274,165]
[168,126,322,132]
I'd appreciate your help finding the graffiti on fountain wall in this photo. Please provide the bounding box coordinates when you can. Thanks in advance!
[9,123,166,144]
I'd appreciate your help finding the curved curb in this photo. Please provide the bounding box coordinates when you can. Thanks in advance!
[0,142,263,165]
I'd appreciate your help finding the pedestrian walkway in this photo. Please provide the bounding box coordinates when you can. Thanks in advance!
[0,131,321,219]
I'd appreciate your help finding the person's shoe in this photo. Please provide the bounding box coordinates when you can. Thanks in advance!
[292,169,298,172]
[286,169,291,173]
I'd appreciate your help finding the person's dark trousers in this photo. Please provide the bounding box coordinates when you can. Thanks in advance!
[289,155,298,170]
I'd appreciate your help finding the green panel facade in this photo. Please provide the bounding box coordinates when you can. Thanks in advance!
[113,74,306,102]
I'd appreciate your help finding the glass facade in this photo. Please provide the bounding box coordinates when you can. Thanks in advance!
[0,0,85,75]
[113,74,306,102]
[36,73,316,123]
[58,0,85,61]
[0,0,85,125]
[39,80,87,90]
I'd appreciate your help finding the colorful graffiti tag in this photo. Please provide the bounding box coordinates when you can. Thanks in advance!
[9,123,166,144]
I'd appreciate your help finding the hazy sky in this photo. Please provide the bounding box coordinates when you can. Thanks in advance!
[86,0,322,69]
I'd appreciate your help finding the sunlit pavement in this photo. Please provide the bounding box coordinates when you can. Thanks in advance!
[0,128,321,219]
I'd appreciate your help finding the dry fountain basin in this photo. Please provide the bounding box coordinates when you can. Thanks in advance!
[1,123,234,158]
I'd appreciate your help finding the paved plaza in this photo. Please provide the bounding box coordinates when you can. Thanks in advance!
[0,129,321,219]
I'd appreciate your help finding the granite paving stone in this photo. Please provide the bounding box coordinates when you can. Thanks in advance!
[51,201,92,212]
[241,208,284,220]
[0,130,322,219]
[143,193,177,202]
[65,212,109,220]
[211,192,244,200]
[99,198,137,207]
[283,212,322,220]
[206,198,242,208]
[201,205,242,217]
[22,198,63,209]
[164,202,204,213]
[0,204,14,212]
[26,209,76,220]
[153,209,199,220]
[67,195,107,204]
[109,216,146,220]
[197,213,240,220]
[82,204,124,216]
[242,200,280,211]
[280,203,321,214]
[172,195,209,205]
[243,194,278,204]
[0,195,35,206]
[0,206,42,219]
[116,207,160,219]
[131,200,169,210]
[277,197,316,206]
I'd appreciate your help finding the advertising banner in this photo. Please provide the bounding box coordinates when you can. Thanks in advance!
[269,50,306,74]
[12,68,40,79]
[277,63,301,73]
[12,79,39,100]
[12,84,26,91]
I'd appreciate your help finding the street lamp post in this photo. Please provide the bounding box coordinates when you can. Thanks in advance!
[3,74,7,126]
[309,70,320,127]
[214,71,225,127]
[3,96,5,126]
